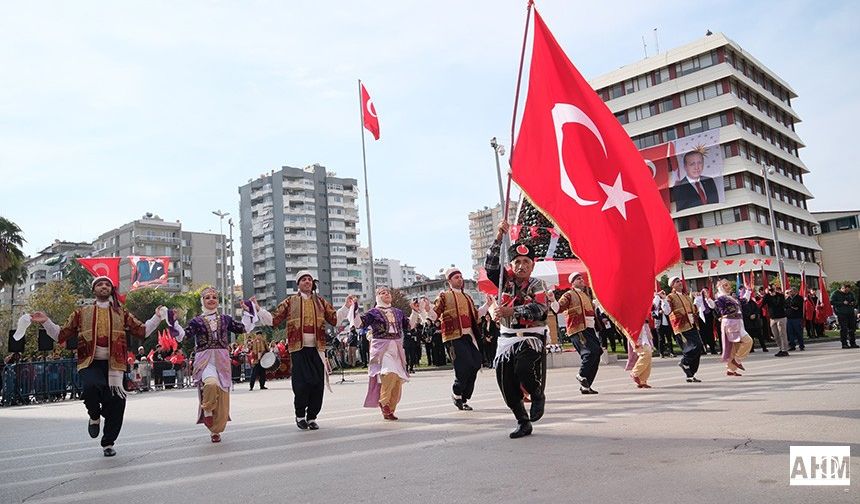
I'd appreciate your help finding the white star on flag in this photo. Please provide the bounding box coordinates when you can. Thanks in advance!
[599,173,637,220]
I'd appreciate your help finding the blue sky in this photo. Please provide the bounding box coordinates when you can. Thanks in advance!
[1,0,857,279]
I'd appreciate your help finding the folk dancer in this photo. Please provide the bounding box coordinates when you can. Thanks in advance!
[625,319,654,388]
[660,276,704,383]
[549,272,602,394]
[485,221,549,439]
[715,280,753,376]
[350,287,411,420]
[173,287,258,442]
[257,270,350,430]
[247,331,269,390]
[412,267,490,411]
[23,276,172,456]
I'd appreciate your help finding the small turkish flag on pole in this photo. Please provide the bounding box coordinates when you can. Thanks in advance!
[510,8,679,339]
[360,82,380,140]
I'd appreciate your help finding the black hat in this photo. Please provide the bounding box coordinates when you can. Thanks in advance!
[509,242,535,261]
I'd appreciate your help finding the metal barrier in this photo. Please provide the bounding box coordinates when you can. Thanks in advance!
[1,359,81,407]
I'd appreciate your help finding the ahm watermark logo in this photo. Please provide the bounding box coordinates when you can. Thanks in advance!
[789,446,850,486]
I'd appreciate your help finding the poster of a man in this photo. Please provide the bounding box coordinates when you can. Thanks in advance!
[129,256,170,290]
[669,129,724,211]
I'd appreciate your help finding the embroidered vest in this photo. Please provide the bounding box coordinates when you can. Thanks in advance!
[76,306,128,372]
[437,290,479,343]
[280,294,331,353]
[561,289,594,335]
[667,292,696,335]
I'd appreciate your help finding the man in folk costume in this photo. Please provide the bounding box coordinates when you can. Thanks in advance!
[548,272,602,394]
[625,318,654,389]
[485,221,549,439]
[173,287,258,442]
[659,276,704,382]
[247,331,269,391]
[412,267,490,411]
[714,280,753,376]
[351,287,412,420]
[257,270,350,430]
[25,276,172,456]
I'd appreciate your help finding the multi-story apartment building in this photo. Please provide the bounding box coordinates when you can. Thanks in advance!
[239,164,362,308]
[591,33,820,289]
[0,240,93,318]
[92,213,231,294]
[813,211,860,283]
[468,201,519,278]
[357,248,418,305]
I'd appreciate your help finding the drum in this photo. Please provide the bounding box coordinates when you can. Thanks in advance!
[260,351,280,370]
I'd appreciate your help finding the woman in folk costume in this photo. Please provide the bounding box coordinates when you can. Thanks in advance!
[625,317,654,389]
[22,276,174,457]
[349,287,411,420]
[715,279,753,377]
[173,286,258,442]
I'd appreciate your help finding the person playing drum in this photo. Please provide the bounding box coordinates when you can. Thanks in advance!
[247,331,269,391]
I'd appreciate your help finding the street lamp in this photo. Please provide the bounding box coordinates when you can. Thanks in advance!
[227,217,235,315]
[760,166,786,285]
[212,210,230,314]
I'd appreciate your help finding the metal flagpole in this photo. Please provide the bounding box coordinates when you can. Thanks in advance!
[358,79,376,305]
[497,0,534,292]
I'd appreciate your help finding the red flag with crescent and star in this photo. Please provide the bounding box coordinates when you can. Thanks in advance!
[510,8,679,339]
[360,82,380,140]
[76,257,121,288]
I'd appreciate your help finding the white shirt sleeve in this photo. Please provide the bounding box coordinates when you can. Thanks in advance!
[408,310,421,329]
[550,301,561,313]
[336,303,350,325]
[143,314,162,337]
[706,298,716,309]
[173,322,186,343]
[661,299,671,315]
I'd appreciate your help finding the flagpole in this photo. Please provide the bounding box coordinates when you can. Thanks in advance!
[358,78,376,305]
[497,0,534,292]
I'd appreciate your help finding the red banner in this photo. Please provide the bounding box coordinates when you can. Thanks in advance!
[360,82,380,140]
[76,257,121,288]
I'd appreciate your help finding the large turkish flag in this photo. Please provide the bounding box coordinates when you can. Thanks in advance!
[511,9,679,338]
[76,257,122,289]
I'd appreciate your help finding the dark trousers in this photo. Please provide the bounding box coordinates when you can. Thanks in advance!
[450,336,482,401]
[405,344,420,370]
[599,328,618,352]
[806,320,824,339]
[838,314,857,346]
[748,326,768,351]
[80,361,126,448]
[700,314,717,354]
[571,328,602,387]
[495,339,544,424]
[249,363,266,389]
[658,325,674,355]
[482,337,498,367]
[787,318,805,349]
[675,329,703,378]
[424,343,434,365]
[291,348,325,420]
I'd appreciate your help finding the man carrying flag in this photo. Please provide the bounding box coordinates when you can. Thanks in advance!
[509,5,679,354]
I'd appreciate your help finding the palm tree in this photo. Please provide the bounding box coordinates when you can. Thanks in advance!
[0,216,26,282]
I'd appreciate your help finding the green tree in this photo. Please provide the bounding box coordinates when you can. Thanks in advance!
[657,274,669,293]
[63,256,94,297]
[0,216,26,280]
[15,281,79,359]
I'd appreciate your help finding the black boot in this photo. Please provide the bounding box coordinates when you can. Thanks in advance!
[509,421,533,439]
[88,418,100,439]
[529,394,545,422]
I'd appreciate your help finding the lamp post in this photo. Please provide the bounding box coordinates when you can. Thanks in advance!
[760,166,786,285]
[212,210,230,314]
[228,217,235,315]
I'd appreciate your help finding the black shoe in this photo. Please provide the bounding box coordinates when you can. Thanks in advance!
[453,396,465,410]
[788,346,796,351]
[690,377,702,383]
[762,348,769,352]
[88,419,100,439]
[580,387,598,394]
[509,421,533,439]
[307,420,319,430]
[296,418,309,430]
[529,395,545,422]
[260,386,268,390]
[103,446,116,457]
[799,347,805,351]
[575,375,589,388]
[851,345,860,349]
[461,402,473,411]
[775,351,789,357]
[842,345,850,349]
[249,386,254,391]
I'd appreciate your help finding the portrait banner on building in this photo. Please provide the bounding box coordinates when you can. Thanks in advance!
[639,129,724,212]
[128,256,170,290]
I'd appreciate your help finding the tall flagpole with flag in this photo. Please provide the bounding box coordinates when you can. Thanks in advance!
[358,79,380,304]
